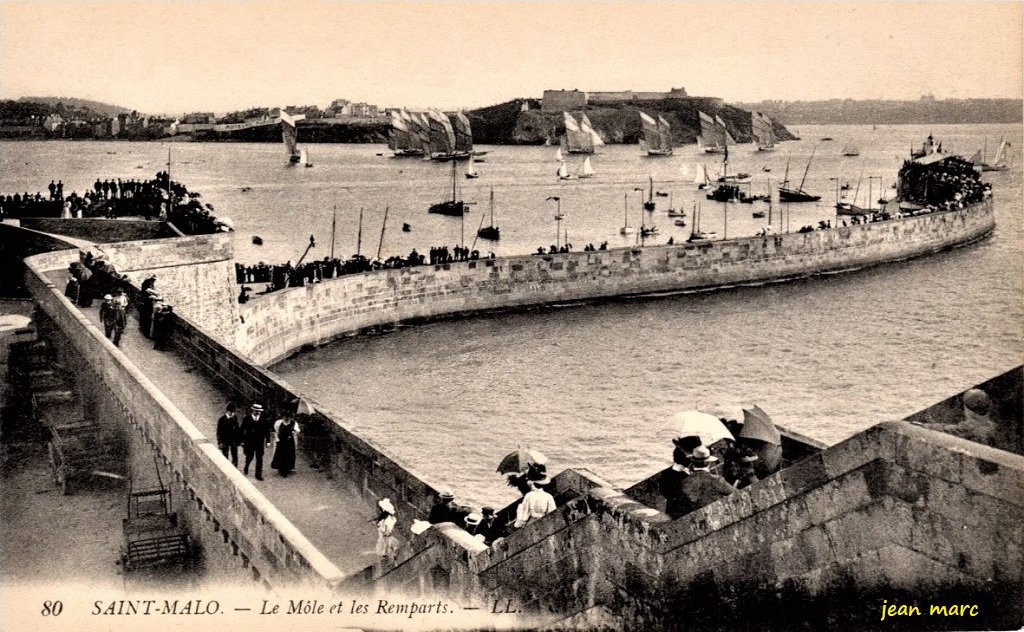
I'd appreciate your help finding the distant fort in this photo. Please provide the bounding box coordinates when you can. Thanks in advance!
[541,87,692,111]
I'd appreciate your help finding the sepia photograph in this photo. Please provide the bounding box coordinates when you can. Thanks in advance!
[0,1,1021,630]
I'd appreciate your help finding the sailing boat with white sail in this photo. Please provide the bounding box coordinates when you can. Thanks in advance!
[752,112,776,152]
[697,111,733,154]
[562,112,594,154]
[639,111,674,156]
[465,158,479,179]
[979,137,1012,172]
[693,163,712,189]
[557,161,572,181]
[580,114,604,148]
[577,156,595,179]
[280,110,306,166]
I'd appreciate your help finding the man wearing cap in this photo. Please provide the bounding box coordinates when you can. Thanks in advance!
[674,445,736,518]
[108,289,128,346]
[241,403,272,480]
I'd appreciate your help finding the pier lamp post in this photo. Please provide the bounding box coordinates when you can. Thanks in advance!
[547,196,562,249]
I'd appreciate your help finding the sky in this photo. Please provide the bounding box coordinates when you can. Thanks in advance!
[1,1,1021,115]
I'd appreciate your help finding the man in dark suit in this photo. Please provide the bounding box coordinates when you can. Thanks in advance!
[241,403,271,480]
[216,402,241,467]
[675,445,736,517]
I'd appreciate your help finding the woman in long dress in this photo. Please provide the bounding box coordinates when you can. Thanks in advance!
[375,498,399,566]
[270,414,300,477]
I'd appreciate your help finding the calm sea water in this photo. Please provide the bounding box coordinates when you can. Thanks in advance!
[2,124,1021,507]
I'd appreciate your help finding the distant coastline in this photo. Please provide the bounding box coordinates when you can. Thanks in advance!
[1,96,1020,144]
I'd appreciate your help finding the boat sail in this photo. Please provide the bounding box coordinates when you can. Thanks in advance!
[577,156,595,179]
[426,110,469,161]
[428,158,468,216]
[579,114,604,148]
[557,161,572,180]
[280,110,306,165]
[693,163,712,189]
[562,112,594,154]
[697,112,733,154]
[389,109,425,157]
[465,157,479,179]
[752,112,776,152]
[477,187,500,240]
[980,137,1012,172]
[640,111,673,156]
[778,148,822,202]
[450,111,474,158]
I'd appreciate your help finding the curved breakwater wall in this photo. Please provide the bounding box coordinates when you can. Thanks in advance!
[237,200,995,365]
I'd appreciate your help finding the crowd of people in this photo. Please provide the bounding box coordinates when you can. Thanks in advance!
[234,245,500,300]
[0,172,228,235]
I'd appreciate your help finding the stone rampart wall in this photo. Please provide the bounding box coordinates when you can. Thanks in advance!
[23,249,345,590]
[91,232,238,342]
[238,201,994,366]
[19,217,177,243]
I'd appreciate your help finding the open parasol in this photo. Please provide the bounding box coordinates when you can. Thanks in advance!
[662,410,735,445]
[740,405,781,445]
[496,447,547,475]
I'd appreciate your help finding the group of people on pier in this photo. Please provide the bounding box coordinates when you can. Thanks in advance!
[0,172,226,236]
[215,401,301,481]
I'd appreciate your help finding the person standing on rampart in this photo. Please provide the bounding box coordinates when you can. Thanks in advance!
[216,402,241,467]
[270,412,300,477]
[241,403,271,480]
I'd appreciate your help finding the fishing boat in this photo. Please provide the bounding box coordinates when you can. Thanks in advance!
[693,163,712,190]
[477,187,500,241]
[697,111,733,154]
[666,193,686,217]
[974,137,1012,172]
[835,173,879,216]
[280,110,306,165]
[557,162,572,181]
[687,200,717,241]
[752,111,776,152]
[465,159,480,179]
[639,111,673,156]
[426,110,473,161]
[577,156,595,179]
[841,143,860,157]
[778,149,821,202]
[619,193,635,235]
[562,112,594,154]
[428,158,468,216]
[580,114,605,149]
[643,176,656,211]
[388,109,425,157]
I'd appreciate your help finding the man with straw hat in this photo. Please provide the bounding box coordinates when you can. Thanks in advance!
[674,446,735,517]
[241,403,271,480]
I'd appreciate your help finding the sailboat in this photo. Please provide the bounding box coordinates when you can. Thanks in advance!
[280,110,306,165]
[619,193,635,235]
[644,176,656,211]
[477,187,500,240]
[687,200,717,241]
[693,163,712,190]
[979,137,1012,172]
[557,161,572,181]
[639,111,673,156]
[836,173,876,216]
[562,112,594,154]
[428,158,468,216]
[580,113,604,148]
[778,149,821,202]
[666,193,685,217]
[697,111,733,154]
[841,142,860,157]
[752,112,776,152]
[577,156,595,179]
[465,158,480,179]
[388,109,425,157]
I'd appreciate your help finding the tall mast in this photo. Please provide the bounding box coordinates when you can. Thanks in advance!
[798,146,816,192]
[489,186,495,226]
[330,206,337,259]
[356,207,363,256]
[376,206,389,260]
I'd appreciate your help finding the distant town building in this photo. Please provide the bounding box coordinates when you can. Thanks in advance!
[542,87,688,111]
[325,99,381,118]
[182,112,215,124]
[42,114,64,132]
